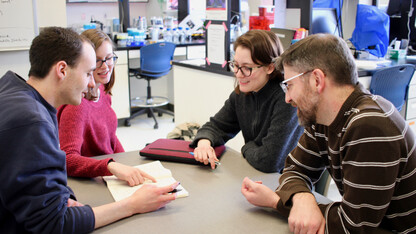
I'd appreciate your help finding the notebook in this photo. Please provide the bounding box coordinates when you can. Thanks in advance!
[103,161,189,201]
[270,27,296,50]
[139,138,225,165]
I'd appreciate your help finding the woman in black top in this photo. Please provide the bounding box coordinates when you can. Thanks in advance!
[190,30,303,172]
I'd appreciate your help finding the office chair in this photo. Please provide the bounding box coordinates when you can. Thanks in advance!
[314,169,331,197]
[369,64,415,112]
[125,42,176,129]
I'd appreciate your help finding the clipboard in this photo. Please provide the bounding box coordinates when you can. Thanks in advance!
[139,139,225,165]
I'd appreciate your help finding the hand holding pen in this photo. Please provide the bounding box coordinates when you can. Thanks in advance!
[193,139,220,169]
[189,152,221,167]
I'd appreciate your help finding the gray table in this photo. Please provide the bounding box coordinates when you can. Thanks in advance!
[68,148,331,233]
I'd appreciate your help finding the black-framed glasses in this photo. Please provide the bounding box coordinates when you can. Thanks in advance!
[96,54,118,68]
[228,61,263,77]
[280,70,312,93]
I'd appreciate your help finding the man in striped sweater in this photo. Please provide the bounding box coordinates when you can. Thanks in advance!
[241,34,416,233]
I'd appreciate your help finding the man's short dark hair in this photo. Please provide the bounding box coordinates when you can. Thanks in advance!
[28,27,93,78]
[275,34,357,86]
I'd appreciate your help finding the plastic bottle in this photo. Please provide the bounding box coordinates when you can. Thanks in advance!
[185,27,192,42]
[164,28,172,42]
[150,26,159,42]
[178,27,186,44]
[172,28,179,44]
[159,27,164,41]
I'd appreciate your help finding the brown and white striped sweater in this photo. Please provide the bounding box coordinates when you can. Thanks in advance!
[276,84,416,233]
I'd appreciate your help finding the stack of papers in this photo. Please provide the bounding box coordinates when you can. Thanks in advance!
[103,161,189,201]
[179,59,205,66]
[355,59,392,70]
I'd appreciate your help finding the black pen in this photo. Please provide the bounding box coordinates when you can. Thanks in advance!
[168,188,182,194]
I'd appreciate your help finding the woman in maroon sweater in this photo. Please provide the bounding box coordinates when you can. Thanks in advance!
[57,29,155,186]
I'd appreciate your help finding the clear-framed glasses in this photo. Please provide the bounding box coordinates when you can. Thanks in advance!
[96,53,118,68]
[280,70,312,93]
[228,61,263,77]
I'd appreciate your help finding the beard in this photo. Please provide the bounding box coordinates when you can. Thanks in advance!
[297,105,317,127]
[291,86,319,127]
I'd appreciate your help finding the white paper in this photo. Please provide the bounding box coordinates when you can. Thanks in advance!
[103,161,189,201]
[207,24,226,65]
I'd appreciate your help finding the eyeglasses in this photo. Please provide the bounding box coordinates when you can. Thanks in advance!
[96,54,118,68]
[228,62,263,77]
[280,70,312,93]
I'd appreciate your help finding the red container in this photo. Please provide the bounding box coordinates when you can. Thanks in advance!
[259,6,274,17]
[249,16,274,31]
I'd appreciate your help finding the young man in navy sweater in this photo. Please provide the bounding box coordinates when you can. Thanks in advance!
[0,27,178,233]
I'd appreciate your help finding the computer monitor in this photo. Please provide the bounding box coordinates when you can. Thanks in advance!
[270,28,296,51]
[311,8,341,37]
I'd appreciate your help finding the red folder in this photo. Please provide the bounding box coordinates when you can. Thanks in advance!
[139,139,225,165]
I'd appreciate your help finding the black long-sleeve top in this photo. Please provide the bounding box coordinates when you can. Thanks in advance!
[190,78,303,173]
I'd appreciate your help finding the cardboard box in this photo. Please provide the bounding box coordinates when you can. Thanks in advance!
[387,48,406,59]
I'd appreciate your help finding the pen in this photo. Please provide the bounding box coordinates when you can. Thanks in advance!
[189,152,221,166]
[168,188,182,193]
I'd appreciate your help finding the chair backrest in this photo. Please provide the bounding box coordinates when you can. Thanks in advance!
[369,64,415,111]
[140,42,176,77]
[314,169,331,196]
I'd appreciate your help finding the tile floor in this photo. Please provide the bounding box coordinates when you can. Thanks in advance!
[116,114,176,152]
[116,114,342,202]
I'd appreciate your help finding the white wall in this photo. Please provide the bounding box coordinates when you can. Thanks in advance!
[0,0,67,79]
[36,0,67,28]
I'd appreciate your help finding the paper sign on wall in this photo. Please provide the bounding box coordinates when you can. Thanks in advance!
[207,24,226,65]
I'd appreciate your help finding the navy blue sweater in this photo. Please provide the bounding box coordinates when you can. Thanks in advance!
[190,78,303,173]
[0,71,95,233]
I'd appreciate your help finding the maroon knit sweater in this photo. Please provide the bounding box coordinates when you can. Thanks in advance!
[57,85,124,178]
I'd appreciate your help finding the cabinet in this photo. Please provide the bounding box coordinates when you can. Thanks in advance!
[112,50,130,119]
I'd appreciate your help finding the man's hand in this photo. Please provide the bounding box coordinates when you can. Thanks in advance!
[241,177,280,208]
[108,161,156,186]
[127,182,179,214]
[67,198,84,207]
[288,192,325,234]
[92,182,179,228]
[193,139,219,169]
